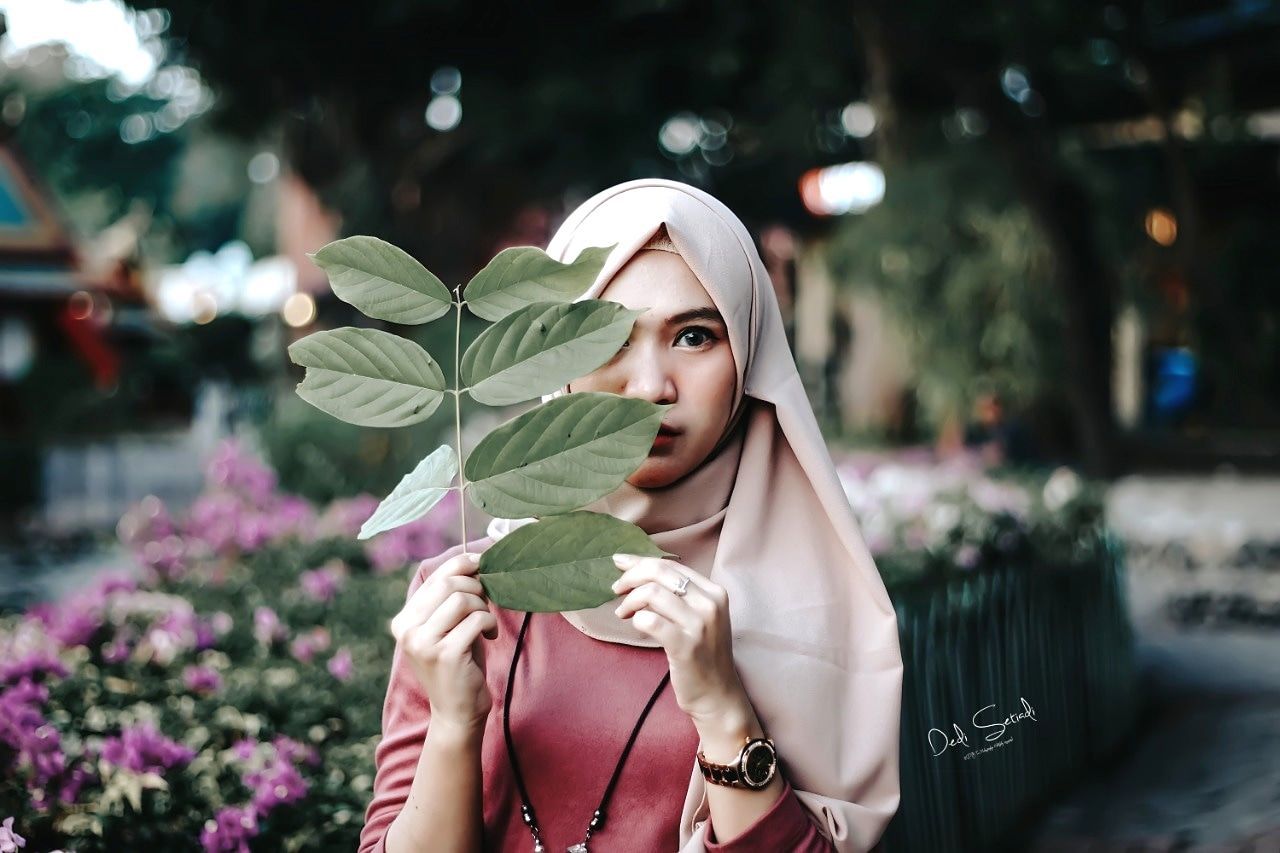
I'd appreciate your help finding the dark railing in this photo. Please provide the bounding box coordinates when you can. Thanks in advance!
[881,534,1139,852]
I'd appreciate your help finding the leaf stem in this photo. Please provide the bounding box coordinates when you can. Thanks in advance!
[455,292,468,556]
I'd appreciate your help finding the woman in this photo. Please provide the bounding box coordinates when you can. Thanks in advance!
[359,179,903,852]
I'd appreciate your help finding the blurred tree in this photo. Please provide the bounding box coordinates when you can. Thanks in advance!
[0,76,186,249]
[849,0,1280,473]
[113,0,1280,474]
[826,145,1067,437]
[121,0,873,282]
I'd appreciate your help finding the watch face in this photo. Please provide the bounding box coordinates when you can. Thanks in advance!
[742,740,776,787]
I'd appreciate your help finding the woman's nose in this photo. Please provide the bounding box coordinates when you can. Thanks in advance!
[622,346,676,404]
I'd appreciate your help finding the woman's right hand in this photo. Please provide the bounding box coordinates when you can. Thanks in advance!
[390,552,498,735]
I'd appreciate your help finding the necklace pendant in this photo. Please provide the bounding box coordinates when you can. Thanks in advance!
[567,844,589,853]
[532,841,544,853]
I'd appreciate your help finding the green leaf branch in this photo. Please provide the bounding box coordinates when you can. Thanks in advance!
[290,237,675,612]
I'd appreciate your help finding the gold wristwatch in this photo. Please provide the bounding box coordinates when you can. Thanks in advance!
[697,736,778,790]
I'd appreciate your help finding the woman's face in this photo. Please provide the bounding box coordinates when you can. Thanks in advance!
[567,249,738,488]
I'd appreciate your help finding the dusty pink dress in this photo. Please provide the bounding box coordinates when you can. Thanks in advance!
[359,538,836,853]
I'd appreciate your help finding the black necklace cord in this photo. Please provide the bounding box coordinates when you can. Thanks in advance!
[503,610,542,845]
[502,610,672,848]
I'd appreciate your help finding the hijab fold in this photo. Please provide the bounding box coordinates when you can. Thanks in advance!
[485,179,902,852]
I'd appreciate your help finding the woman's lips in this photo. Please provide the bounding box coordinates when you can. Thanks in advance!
[652,429,679,450]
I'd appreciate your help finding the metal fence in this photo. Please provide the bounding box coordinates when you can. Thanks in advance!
[882,534,1139,852]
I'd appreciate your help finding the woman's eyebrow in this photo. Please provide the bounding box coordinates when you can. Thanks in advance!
[663,307,725,327]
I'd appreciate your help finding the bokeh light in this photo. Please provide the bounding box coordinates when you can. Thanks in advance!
[425,95,462,131]
[1145,207,1178,245]
[281,292,316,328]
[799,161,886,215]
[840,101,877,138]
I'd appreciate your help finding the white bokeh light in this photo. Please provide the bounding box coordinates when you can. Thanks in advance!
[659,113,702,155]
[247,152,280,184]
[840,101,877,138]
[0,0,160,86]
[425,95,462,131]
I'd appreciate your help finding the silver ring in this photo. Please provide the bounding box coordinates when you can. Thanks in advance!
[672,573,690,597]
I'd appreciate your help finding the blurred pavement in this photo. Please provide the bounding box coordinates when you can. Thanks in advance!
[1027,475,1280,853]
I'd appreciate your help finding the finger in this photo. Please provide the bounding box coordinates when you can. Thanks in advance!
[419,590,490,643]
[615,582,702,636]
[393,568,484,639]
[440,609,498,659]
[625,606,682,648]
[611,556,715,597]
[436,551,484,578]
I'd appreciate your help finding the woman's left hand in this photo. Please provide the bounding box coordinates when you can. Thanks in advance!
[611,553,748,728]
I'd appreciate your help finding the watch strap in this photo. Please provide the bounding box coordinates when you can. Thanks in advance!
[697,736,776,790]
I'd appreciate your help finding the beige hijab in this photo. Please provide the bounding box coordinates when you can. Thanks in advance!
[485,178,903,852]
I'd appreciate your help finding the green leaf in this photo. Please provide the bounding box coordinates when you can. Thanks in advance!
[464,392,669,518]
[310,235,453,324]
[478,511,674,611]
[288,327,447,427]
[358,444,459,540]
[461,300,644,405]
[462,243,616,322]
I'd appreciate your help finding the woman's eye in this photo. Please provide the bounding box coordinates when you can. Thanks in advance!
[678,326,717,347]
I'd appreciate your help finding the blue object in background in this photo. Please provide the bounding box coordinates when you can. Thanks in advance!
[1151,347,1198,415]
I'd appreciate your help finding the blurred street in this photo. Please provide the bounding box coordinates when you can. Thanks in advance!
[1028,475,1280,852]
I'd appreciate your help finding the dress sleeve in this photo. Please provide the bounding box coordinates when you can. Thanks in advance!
[703,779,837,852]
[357,543,468,853]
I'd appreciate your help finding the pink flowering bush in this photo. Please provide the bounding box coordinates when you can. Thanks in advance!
[0,438,462,851]
[832,446,1106,585]
[0,437,1102,849]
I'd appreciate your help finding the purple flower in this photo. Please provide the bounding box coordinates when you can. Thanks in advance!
[271,735,319,768]
[230,738,259,762]
[233,514,276,554]
[0,681,89,810]
[0,816,26,852]
[206,439,278,504]
[298,560,347,603]
[55,762,91,806]
[0,680,49,754]
[226,736,315,818]
[194,619,217,652]
[0,651,68,686]
[26,601,100,649]
[186,493,246,556]
[93,571,140,598]
[115,494,176,550]
[25,569,138,651]
[327,647,354,682]
[274,495,316,534]
[244,755,308,812]
[252,607,287,647]
[139,608,200,666]
[312,494,379,540]
[100,722,195,775]
[289,627,330,664]
[101,629,134,665]
[138,534,191,581]
[183,665,223,695]
[189,443,316,555]
[101,590,201,666]
[24,723,67,791]
[200,804,258,853]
